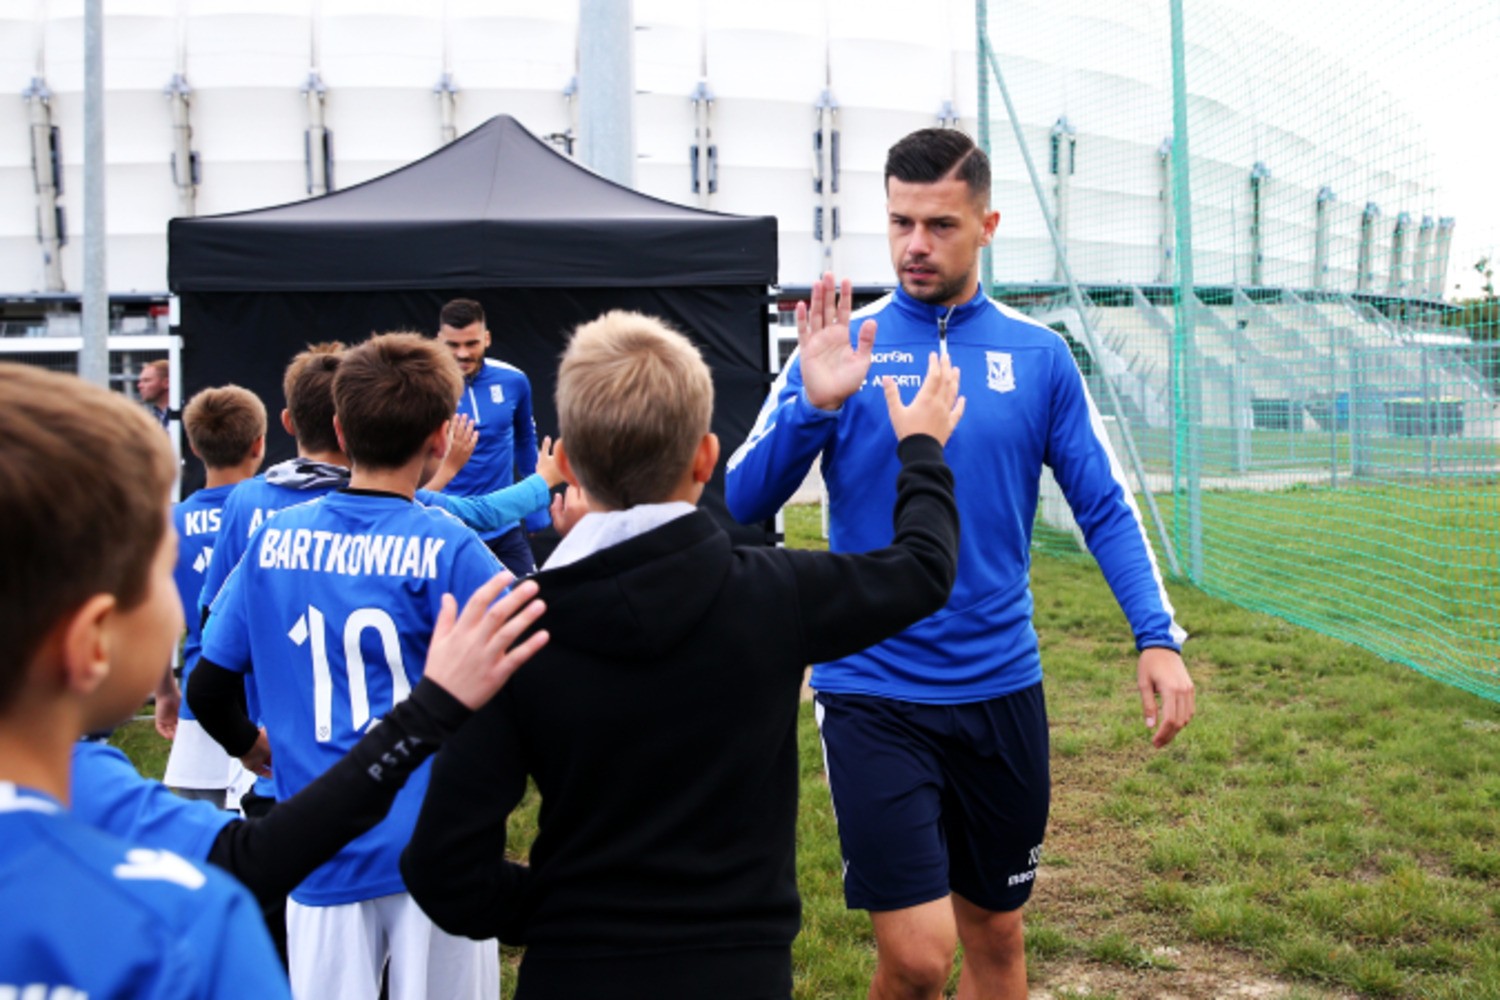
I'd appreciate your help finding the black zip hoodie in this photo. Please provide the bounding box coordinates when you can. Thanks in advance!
[401,435,959,1000]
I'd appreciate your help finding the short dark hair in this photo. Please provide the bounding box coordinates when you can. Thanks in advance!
[334,333,463,470]
[439,298,485,330]
[885,128,991,205]
[183,385,267,469]
[0,364,175,709]
[282,342,344,456]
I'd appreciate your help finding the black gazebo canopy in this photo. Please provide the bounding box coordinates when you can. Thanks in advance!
[169,115,778,543]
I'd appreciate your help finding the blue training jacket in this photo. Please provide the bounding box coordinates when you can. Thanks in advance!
[726,286,1184,704]
[445,358,545,538]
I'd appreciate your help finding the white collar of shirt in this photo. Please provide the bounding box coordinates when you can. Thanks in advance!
[0,782,60,815]
[542,501,697,571]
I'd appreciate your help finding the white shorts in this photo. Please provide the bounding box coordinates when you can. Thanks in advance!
[286,892,499,1000]
[163,718,247,791]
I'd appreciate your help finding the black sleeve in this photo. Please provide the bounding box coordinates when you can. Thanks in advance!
[205,677,470,909]
[401,687,532,943]
[185,657,259,758]
[790,433,960,666]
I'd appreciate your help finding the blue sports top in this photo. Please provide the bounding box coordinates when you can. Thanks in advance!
[201,491,502,905]
[0,782,288,999]
[71,742,236,863]
[198,462,348,619]
[416,471,550,536]
[444,358,546,537]
[197,460,347,800]
[726,286,1184,704]
[172,483,235,720]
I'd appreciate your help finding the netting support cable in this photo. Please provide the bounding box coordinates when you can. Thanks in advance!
[979,31,1182,577]
[975,0,995,295]
[1169,0,1204,580]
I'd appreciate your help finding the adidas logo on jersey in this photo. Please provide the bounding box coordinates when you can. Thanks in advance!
[113,848,207,890]
[0,984,89,999]
[257,526,447,580]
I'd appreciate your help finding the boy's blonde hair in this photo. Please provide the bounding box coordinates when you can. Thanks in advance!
[556,310,713,510]
[333,332,463,470]
[183,385,267,469]
[0,364,176,710]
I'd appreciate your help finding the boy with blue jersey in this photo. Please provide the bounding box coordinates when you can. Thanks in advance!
[436,298,546,575]
[726,128,1196,999]
[193,332,506,1000]
[0,363,289,1000]
[160,385,266,806]
[199,343,350,627]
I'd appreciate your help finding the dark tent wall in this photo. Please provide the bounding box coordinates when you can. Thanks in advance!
[177,284,772,546]
[170,115,778,545]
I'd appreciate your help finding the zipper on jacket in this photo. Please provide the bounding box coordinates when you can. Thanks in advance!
[467,385,481,424]
[937,304,956,358]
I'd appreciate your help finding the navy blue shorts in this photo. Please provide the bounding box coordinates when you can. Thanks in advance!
[484,524,537,577]
[814,683,1050,914]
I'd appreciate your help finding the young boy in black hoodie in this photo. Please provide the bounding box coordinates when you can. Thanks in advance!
[402,307,965,999]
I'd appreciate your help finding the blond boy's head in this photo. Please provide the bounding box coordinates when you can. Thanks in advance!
[556,311,714,510]
[0,364,177,714]
[334,332,463,470]
[183,385,267,470]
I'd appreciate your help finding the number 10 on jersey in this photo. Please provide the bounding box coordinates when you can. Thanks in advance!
[289,605,410,742]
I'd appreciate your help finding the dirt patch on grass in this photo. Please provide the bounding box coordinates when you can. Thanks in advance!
[1031,951,1354,1000]
[1025,728,1354,1000]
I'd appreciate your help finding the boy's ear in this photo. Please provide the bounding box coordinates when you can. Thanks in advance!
[57,594,116,698]
[692,433,720,485]
[430,418,452,461]
[554,440,581,489]
[250,435,266,460]
[332,414,348,456]
[280,409,295,436]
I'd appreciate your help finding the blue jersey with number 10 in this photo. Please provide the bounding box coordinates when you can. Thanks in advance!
[201,490,502,906]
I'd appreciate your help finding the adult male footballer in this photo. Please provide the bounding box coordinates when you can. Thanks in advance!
[726,128,1196,999]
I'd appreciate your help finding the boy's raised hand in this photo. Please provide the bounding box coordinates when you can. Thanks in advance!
[883,352,965,446]
[800,272,877,412]
[426,414,478,492]
[425,571,549,711]
[535,436,564,488]
[549,484,589,537]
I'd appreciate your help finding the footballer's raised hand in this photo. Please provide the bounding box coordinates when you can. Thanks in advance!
[883,351,965,446]
[425,571,548,711]
[800,272,877,411]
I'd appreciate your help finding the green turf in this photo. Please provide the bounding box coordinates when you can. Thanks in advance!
[109,506,1500,998]
[784,501,1500,998]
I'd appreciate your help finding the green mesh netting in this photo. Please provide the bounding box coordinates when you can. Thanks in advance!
[976,0,1499,700]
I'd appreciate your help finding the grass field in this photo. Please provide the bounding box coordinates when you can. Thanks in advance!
[783,503,1500,999]
[112,501,1500,999]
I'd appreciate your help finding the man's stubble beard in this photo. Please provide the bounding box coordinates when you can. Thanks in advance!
[899,264,975,307]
